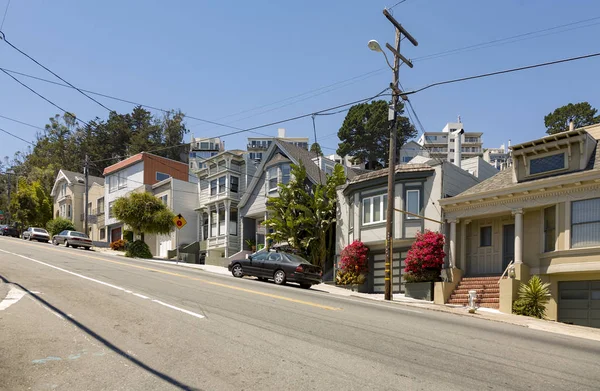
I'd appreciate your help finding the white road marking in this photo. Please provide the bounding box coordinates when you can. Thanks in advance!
[0,248,205,320]
[0,286,26,311]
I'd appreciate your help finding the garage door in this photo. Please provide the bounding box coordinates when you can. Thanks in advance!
[372,251,407,294]
[558,281,600,328]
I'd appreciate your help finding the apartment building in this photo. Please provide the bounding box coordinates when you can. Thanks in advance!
[189,136,224,171]
[247,128,309,162]
[417,121,483,163]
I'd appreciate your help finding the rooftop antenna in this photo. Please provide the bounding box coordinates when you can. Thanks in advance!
[457,115,462,123]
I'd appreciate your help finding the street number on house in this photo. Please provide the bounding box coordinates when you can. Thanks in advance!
[173,214,187,230]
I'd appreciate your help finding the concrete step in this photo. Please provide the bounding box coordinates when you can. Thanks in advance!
[448,301,500,309]
[450,293,499,299]
[461,276,502,281]
[453,288,499,295]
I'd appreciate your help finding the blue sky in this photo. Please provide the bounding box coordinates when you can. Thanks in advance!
[1,0,600,165]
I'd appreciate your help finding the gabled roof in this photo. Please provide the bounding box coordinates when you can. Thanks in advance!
[239,140,327,208]
[348,163,435,184]
[50,169,104,196]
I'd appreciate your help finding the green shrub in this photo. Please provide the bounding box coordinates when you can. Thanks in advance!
[46,217,76,236]
[512,275,551,319]
[123,230,134,242]
[125,240,152,259]
[110,239,127,251]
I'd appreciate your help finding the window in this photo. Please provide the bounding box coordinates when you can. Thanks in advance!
[229,208,238,236]
[529,153,565,175]
[401,156,412,163]
[268,167,278,191]
[325,165,334,175]
[156,172,170,182]
[67,204,71,218]
[362,194,387,225]
[218,176,226,194]
[210,179,217,196]
[450,149,455,152]
[218,207,226,235]
[406,189,420,219]
[200,142,209,150]
[109,202,115,218]
[100,228,106,240]
[202,213,209,240]
[450,138,454,142]
[97,197,104,214]
[118,173,127,189]
[109,175,117,193]
[87,202,92,215]
[281,164,291,184]
[425,136,437,142]
[210,210,217,237]
[480,226,492,247]
[544,206,556,252]
[571,198,600,248]
[230,176,239,193]
[159,194,168,205]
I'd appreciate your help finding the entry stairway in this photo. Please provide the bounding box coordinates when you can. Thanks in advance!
[448,276,502,309]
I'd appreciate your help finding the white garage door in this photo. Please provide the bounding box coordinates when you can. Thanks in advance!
[159,238,172,258]
[372,251,407,293]
[558,281,600,328]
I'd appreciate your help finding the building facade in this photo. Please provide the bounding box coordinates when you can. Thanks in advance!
[247,128,309,162]
[189,136,224,171]
[417,121,483,163]
[483,143,511,170]
[399,140,430,163]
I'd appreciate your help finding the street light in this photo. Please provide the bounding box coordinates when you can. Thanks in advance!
[368,39,394,71]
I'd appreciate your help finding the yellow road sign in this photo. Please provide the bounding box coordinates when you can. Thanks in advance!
[173,214,187,230]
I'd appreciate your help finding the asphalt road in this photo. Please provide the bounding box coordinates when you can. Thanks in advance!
[1,236,600,391]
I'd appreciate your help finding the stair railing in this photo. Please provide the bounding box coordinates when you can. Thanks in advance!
[497,260,514,285]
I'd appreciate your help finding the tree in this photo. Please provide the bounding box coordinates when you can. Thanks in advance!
[9,178,52,228]
[264,163,346,267]
[544,102,600,135]
[46,217,76,236]
[112,192,175,242]
[337,100,417,169]
[310,142,322,155]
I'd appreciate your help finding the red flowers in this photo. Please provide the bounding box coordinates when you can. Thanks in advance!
[404,230,446,282]
[339,240,369,275]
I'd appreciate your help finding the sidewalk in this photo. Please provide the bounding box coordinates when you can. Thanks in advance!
[93,247,600,342]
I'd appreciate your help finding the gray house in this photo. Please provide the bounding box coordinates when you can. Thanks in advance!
[336,160,489,294]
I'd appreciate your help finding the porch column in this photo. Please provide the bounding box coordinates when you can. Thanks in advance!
[512,208,524,264]
[215,207,220,237]
[460,220,470,270]
[448,219,458,269]
[224,201,230,257]
[207,210,211,237]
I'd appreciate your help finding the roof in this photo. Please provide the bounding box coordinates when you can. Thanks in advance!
[450,142,600,199]
[61,169,104,186]
[348,163,435,184]
[510,128,586,151]
[103,153,144,175]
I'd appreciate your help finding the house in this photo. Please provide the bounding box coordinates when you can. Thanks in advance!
[336,159,483,294]
[483,142,512,170]
[188,136,224,171]
[438,123,600,328]
[325,153,366,170]
[102,152,193,243]
[151,177,199,258]
[399,140,430,164]
[417,120,484,163]
[50,169,105,241]
[194,150,257,262]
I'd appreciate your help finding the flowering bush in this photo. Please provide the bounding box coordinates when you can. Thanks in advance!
[336,240,369,286]
[110,239,127,251]
[404,230,445,283]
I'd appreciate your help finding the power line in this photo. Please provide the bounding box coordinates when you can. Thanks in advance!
[0,0,10,30]
[389,0,408,10]
[0,114,46,131]
[0,68,91,127]
[0,31,113,113]
[0,126,35,146]
[403,51,600,97]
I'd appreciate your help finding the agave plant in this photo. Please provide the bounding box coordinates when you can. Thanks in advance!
[512,275,551,319]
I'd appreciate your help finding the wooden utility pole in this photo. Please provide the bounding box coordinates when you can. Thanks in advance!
[382,8,418,301]
[84,154,89,235]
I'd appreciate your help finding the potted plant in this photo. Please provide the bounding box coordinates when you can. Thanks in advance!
[245,238,257,252]
[336,240,369,292]
[404,230,445,301]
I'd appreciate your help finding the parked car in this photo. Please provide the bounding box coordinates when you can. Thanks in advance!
[52,230,93,250]
[0,225,19,237]
[228,249,322,289]
[22,227,50,242]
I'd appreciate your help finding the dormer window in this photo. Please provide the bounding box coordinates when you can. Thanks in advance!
[529,152,566,176]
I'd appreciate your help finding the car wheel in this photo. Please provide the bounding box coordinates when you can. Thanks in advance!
[299,283,311,289]
[231,264,244,278]
[52,238,58,246]
[273,270,286,285]
[85,246,92,251]
[64,240,70,248]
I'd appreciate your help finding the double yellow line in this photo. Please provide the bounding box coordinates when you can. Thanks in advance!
[8,240,342,311]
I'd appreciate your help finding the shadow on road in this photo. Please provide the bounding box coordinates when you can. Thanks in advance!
[0,274,202,391]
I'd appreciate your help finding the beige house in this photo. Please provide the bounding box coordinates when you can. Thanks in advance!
[439,124,600,328]
[51,169,105,241]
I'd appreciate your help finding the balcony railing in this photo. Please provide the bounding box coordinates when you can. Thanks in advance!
[208,235,227,249]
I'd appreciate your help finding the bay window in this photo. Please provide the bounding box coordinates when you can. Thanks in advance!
[572,198,600,248]
[363,194,387,225]
[406,189,421,219]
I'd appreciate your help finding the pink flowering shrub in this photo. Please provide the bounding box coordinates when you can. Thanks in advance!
[404,230,446,283]
[336,240,369,286]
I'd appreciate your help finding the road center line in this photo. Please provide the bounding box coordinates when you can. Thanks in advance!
[0,249,205,319]
[3,241,342,311]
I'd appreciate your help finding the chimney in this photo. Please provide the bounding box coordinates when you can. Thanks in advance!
[454,129,464,168]
[508,139,511,148]
[277,128,286,138]
[569,119,575,131]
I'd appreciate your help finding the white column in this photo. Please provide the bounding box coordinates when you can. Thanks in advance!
[513,208,524,264]
[460,220,470,270]
[207,210,211,238]
[215,207,220,236]
[449,219,458,269]
[224,203,230,257]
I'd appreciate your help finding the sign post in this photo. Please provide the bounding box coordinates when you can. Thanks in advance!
[172,214,187,264]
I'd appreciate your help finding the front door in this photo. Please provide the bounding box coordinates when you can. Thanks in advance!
[111,227,122,242]
[502,224,515,270]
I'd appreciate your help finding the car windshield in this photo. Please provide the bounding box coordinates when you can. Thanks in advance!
[69,232,88,238]
[33,228,48,234]
[284,253,312,265]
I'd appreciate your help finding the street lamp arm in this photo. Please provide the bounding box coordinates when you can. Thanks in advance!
[380,50,395,71]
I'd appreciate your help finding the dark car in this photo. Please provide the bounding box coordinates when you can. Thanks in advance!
[0,225,19,237]
[52,230,93,250]
[228,249,322,289]
[23,227,50,242]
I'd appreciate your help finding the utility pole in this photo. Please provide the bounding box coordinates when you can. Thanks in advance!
[381,8,418,301]
[84,154,89,235]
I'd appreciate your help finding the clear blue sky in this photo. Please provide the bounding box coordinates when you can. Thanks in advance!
[1,0,600,165]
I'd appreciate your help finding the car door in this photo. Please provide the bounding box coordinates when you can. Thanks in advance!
[262,252,284,278]
[56,230,67,244]
[246,251,268,276]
